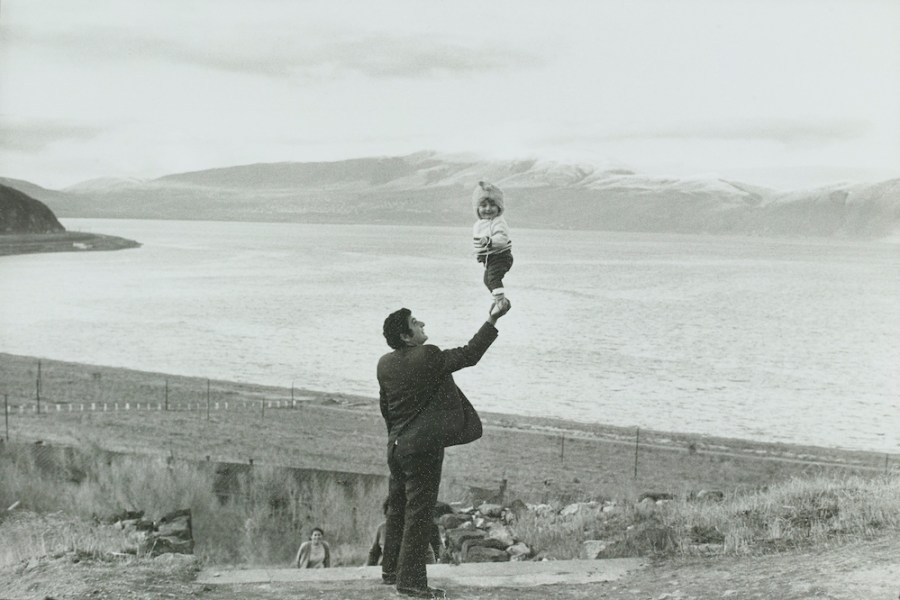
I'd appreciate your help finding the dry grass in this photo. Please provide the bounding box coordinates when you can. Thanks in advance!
[2,353,897,570]
[2,352,890,505]
[0,510,138,567]
[0,443,386,568]
[2,440,898,571]
[509,473,900,559]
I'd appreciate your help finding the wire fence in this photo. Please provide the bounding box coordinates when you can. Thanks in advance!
[4,395,308,415]
[1,357,327,424]
[2,358,897,482]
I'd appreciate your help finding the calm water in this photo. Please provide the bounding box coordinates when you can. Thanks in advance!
[1,219,898,453]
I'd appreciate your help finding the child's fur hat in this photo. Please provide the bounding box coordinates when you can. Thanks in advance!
[472,181,505,218]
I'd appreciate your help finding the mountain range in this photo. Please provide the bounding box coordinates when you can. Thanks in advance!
[2,152,898,239]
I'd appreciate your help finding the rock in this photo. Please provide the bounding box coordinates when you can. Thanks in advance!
[463,545,510,562]
[119,518,155,532]
[158,508,191,524]
[156,515,191,539]
[560,503,581,517]
[485,523,515,547]
[462,537,508,555]
[560,501,598,517]
[582,540,610,559]
[477,503,503,518]
[526,503,555,518]
[107,509,144,524]
[146,534,193,555]
[602,503,618,513]
[144,508,193,556]
[445,528,485,552]
[438,513,470,529]
[506,542,531,560]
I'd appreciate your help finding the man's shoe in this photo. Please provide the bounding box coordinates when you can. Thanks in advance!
[396,585,446,599]
[382,574,397,585]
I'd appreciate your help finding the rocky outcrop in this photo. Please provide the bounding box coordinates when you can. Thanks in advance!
[111,508,194,557]
[0,184,65,234]
[440,502,533,563]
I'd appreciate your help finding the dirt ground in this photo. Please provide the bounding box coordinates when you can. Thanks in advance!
[3,536,897,600]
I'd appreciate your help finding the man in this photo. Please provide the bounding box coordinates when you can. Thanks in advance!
[366,498,444,567]
[377,300,511,599]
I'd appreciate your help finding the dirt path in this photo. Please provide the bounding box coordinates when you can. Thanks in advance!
[196,537,899,600]
[5,536,895,600]
[196,537,899,599]
[608,536,899,600]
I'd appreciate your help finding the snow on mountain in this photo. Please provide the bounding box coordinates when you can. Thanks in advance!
[6,152,898,238]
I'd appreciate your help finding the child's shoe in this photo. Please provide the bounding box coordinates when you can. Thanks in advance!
[491,292,510,314]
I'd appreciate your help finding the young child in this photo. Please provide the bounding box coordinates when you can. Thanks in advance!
[472,181,513,306]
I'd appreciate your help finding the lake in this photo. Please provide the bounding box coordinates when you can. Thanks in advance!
[1,219,897,453]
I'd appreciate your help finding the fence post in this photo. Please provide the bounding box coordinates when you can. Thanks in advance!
[291,381,295,408]
[560,433,565,462]
[206,379,211,421]
[633,427,640,479]
[4,394,8,441]
[165,379,169,411]
[261,399,265,419]
[36,360,42,415]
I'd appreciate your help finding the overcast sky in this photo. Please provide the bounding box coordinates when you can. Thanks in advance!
[1,0,898,189]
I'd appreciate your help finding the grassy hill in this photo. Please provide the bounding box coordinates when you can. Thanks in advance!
[5,153,899,238]
[0,183,140,256]
[0,183,65,233]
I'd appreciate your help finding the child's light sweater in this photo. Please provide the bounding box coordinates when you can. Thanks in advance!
[472,216,512,258]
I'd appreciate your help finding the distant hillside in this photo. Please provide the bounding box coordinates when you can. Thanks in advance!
[0,183,65,234]
[4,153,899,239]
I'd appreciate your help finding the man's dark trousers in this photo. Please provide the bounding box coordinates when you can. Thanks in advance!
[382,445,444,590]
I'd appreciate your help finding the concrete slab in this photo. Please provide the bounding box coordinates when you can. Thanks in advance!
[197,558,646,588]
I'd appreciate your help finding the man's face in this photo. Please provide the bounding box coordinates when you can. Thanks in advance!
[403,315,428,346]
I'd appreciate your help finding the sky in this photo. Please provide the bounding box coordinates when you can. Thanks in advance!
[1,0,899,190]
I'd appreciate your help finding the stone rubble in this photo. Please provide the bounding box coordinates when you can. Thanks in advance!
[111,508,194,557]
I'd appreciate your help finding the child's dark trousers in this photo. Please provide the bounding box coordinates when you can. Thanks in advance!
[478,250,513,292]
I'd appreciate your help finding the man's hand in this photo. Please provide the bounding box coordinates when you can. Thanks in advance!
[473,236,489,248]
[488,298,511,324]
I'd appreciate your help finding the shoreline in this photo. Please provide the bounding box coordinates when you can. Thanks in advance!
[0,231,140,257]
[2,351,893,475]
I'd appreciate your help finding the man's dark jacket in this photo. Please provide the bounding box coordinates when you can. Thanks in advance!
[377,322,498,456]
